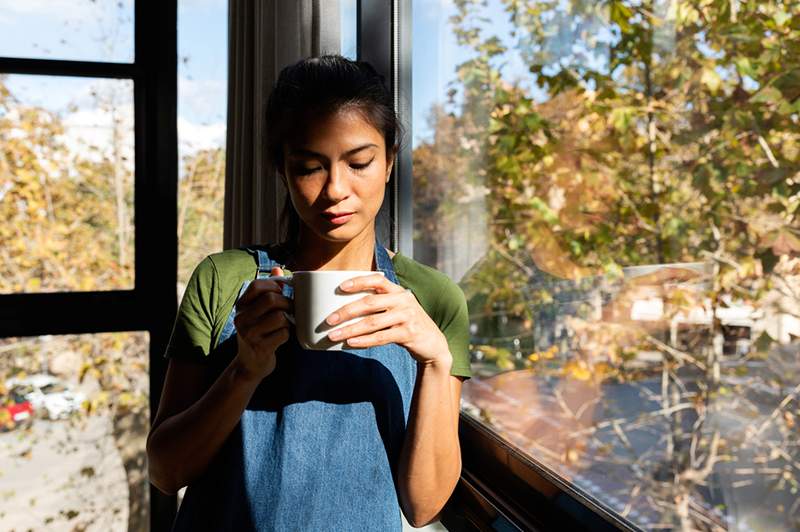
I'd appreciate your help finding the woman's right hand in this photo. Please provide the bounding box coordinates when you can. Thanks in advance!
[233,266,293,381]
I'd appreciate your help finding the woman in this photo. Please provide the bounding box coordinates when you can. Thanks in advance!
[147,55,472,531]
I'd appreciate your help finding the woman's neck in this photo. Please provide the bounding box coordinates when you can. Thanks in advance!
[289,225,377,271]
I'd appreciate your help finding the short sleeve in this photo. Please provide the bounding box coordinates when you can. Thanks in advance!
[164,256,217,360]
[435,281,472,379]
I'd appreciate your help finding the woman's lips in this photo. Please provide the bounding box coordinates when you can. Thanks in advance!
[321,212,354,225]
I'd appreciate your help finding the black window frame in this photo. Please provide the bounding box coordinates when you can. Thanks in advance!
[0,3,179,530]
[376,0,637,530]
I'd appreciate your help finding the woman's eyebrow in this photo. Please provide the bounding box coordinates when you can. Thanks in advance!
[290,143,378,159]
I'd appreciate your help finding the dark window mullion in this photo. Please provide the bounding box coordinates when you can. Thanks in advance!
[134,0,179,530]
[358,0,396,250]
[0,291,146,337]
[0,57,139,79]
[394,0,413,257]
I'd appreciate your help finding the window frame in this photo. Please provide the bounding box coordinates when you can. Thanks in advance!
[0,2,179,530]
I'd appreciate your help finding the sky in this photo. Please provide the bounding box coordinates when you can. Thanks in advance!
[0,0,228,161]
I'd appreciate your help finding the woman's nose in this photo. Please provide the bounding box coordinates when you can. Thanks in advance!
[323,163,349,202]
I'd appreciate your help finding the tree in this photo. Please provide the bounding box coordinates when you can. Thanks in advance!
[412,0,800,528]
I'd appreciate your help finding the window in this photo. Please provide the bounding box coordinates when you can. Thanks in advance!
[0,0,134,63]
[177,0,228,292]
[0,2,178,529]
[0,75,135,294]
[411,0,800,529]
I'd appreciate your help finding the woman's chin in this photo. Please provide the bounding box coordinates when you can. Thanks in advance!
[313,223,365,242]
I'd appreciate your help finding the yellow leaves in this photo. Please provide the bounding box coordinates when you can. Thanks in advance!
[609,106,634,133]
[563,360,593,381]
[781,137,798,162]
[700,67,722,94]
[562,360,615,382]
[527,345,558,363]
[83,391,111,415]
[667,1,700,26]
[79,275,96,291]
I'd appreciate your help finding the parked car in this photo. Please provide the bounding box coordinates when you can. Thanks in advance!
[5,374,85,420]
[0,390,34,432]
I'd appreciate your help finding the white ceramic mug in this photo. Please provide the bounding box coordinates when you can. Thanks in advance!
[269,270,384,351]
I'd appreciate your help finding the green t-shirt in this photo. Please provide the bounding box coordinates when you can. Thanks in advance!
[165,247,472,379]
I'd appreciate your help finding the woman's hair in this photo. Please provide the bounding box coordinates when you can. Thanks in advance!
[264,54,403,248]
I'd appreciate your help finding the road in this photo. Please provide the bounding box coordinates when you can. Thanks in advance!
[0,413,129,531]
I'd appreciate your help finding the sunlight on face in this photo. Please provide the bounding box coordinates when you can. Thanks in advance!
[282,108,394,244]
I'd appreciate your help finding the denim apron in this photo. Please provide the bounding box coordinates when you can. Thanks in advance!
[172,239,419,531]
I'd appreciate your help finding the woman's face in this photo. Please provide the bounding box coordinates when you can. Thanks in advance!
[282,108,394,244]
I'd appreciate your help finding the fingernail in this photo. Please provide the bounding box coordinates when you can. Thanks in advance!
[341,280,353,289]
[328,330,342,340]
[328,313,339,325]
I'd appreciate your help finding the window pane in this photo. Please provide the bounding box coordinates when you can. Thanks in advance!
[341,0,357,60]
[0,0,134,63]
[0,75,135,294]
[412,0,800,529]
[0,332,149,529]
[177,0,227,293]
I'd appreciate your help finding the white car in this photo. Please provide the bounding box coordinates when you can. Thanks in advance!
[5,374,85,420]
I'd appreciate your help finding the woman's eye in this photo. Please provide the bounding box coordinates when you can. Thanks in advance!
[350,158,374,172]
[297,166,321,176]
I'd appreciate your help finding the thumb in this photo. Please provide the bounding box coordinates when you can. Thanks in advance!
[271,266,285,277]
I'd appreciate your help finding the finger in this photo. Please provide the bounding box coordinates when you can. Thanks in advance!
[261,326,290,347]
[327,308,404,342]
[338,272,402,295]
[237,278,286,308]
[235,293,293,329]
[344,327,403,348]
[249,310,292,339]
[326,291,409,326]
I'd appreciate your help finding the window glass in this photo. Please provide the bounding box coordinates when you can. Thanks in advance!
[412,0,800,529]
[341,0,358,60]
[177,0,227,294]
[0,0,134,63]
[0,75,135,293]
[0,332,149,529]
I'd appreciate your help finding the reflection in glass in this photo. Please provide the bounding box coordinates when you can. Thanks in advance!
[177,0,227,292]
[0,332,149,530]
[0,75,135,294]
[412,0,800,529]
[0,0,134,63]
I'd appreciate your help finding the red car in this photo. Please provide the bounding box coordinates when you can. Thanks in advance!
[0,391,34,432]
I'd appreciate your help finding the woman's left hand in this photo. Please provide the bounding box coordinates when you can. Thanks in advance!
[324,273,451,367]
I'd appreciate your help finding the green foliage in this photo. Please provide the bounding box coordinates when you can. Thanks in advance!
[416,0,800,327]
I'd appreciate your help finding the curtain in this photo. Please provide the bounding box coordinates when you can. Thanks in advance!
[224,0,341,249]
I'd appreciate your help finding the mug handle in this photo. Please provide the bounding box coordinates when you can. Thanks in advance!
[267,274,293,286]
[234,275,296,324]
[268,274,296,325]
